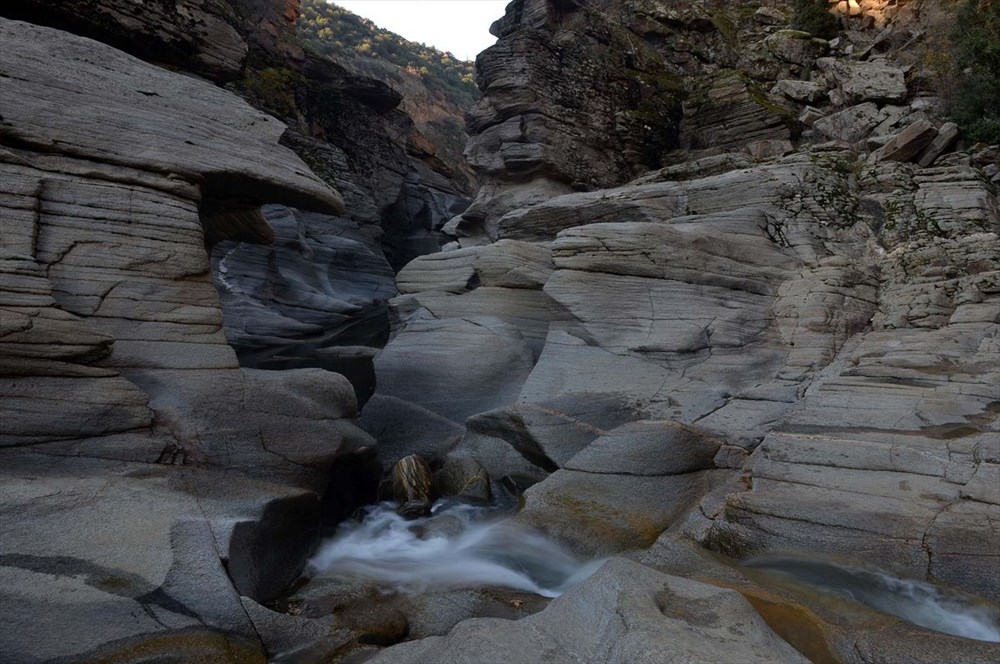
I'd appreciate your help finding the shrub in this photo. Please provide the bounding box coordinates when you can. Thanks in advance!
[950,0,1000,144]
[791,0,840,39]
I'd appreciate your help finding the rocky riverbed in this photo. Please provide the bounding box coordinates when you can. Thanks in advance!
[1,0,998,663]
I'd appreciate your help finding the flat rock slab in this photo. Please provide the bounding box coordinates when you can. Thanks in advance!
[0,452,318,663]
[367,558,809,664]
[0,18,341,213]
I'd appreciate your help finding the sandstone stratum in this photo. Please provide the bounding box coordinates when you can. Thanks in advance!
[0,0,998,663]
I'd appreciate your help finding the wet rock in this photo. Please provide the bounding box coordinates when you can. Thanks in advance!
[435,456,492,502]
[382,455,435,518]
[366,559,810,664]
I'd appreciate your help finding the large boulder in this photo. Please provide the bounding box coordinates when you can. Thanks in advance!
[366,558,810,664]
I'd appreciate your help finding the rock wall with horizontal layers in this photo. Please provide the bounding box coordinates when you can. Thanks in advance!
[364,1,1000,660]
[2,0,999,662]
[453,0,828,240]
[0,16,382,662]
[3,0,475,386]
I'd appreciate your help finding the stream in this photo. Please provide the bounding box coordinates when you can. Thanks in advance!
[743,553,1000,642]
[306,499,603,598]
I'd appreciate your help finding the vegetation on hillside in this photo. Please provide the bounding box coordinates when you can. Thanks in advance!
[790,0,840,39]
[949,0,1000,143]
[296,0,479,108]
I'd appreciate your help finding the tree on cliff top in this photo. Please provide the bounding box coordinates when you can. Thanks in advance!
[950,0,1000,143]
[296,0,479,108]
[791,0,840,39]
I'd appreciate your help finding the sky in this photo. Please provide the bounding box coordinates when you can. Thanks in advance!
[333,1,509,61]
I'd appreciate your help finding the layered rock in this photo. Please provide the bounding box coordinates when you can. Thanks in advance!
[455,0,690,237]
[0,17,378,662]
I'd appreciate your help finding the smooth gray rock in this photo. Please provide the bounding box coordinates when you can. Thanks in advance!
[359,395,465,468]
[372,316,534,423]
[212,205,396,358]
[466,393,648,470]
[565,420,722,475]
[0,453,323,663]
[0,19,342,213]
[367,558,810,664]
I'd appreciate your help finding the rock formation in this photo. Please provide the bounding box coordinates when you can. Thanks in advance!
[1,0,998,662]
[365,0,999,659]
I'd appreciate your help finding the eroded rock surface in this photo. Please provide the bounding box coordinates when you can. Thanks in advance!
[0,16,376,662]
[368,559,810,664]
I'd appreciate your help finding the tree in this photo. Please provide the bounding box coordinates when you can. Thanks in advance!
[791,0,840,39]
[950,0,1000,143]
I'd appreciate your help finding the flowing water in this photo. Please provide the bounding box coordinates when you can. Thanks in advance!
[306,500,603,598]
[743,553,1000,642]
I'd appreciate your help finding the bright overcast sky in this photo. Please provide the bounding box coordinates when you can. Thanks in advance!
[333,1,509,61]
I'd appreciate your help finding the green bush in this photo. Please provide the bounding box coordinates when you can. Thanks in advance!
[950,0,1000,144]
[791,0,839,39]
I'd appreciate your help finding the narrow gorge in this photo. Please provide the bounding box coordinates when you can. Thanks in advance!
[0,1,998,663]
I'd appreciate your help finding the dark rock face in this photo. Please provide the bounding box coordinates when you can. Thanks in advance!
[210,204,395,402]
[2,0,252,82]
[458,0,685,235]
[455,0,808,237]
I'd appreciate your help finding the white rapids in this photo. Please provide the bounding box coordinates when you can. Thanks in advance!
[743,553,1000,642]
[306,501,603,598]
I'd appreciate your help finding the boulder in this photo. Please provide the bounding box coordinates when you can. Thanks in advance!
[381,455,435,518]
[512,469,728,558]
[372,316,534,424]
[917,122,960,168]
[565,420,721,475]
[366,559,810,664]
[435,456,492,502]
[877,119,939,163]
[766,30,829,65]
[817,57,908,105]
[465,393,648,470]
[772,79,827,103]
[813,102,881,143]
